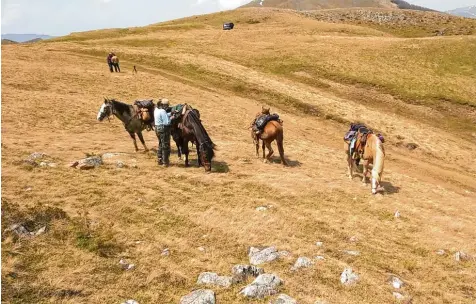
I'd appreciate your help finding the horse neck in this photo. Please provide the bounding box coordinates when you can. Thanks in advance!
[185,111,210,144]
[111,100,132,123]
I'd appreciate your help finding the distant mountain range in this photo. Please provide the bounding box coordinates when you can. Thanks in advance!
[446,6,476,19]
[1,34,55,43]
[241,0,434,11]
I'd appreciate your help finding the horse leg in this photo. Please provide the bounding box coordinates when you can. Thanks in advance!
[262,141,266,159]
[183,141,190,167]
[255,139,260,158]
[362,160,369,185]
[276,132,288,166]
[264,140,274,163]
[196,143,202,167]
[137,132,148,152]
[129,132,139,152]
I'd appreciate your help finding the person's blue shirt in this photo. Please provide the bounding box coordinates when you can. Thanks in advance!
[154,107,171,126]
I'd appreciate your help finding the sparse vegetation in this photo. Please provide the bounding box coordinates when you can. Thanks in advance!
[2,6,476,304]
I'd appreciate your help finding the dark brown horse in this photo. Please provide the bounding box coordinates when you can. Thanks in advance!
[172,106,215,171]
[97,98,153,152]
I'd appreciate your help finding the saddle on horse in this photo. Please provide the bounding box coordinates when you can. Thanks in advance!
[252,114,281,135]
[134,99,155,130]
[344,123,384,162]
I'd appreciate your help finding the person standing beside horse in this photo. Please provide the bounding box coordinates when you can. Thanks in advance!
[154,98,172,167]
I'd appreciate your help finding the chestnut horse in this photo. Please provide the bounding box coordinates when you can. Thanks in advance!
[345,132,385,194]
[253,120,288,166]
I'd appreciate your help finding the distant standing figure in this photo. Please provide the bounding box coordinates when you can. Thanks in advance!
[133,65,138,74]
[107,53,114,72]
[111,55,120,72]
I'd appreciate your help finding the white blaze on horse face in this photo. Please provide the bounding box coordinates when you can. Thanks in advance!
[97,104,106,121]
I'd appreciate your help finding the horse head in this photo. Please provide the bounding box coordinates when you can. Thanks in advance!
[97,98,114,121]
[199,141,215,172]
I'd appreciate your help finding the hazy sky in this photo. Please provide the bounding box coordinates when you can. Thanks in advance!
[2,0,476,36]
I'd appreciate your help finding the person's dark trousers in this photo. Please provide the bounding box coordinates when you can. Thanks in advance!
[155,127,163,165]
[114,63,120,72]
[156,125,171,166]
[108,62,113,72]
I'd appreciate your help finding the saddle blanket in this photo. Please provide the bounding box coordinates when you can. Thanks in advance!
[255,114,280,130]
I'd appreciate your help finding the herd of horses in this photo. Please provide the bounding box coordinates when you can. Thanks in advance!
[97,98,385,194]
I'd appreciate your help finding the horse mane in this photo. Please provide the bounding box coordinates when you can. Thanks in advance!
[185,110,215,159]
[110,99,131,115]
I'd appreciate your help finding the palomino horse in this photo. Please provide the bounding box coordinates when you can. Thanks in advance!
[253,120,288,166]
[111,56,120,72]
[97,98,152,152]
[345,132,385,194]
[172,106,215,171]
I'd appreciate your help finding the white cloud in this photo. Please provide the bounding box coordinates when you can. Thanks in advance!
[1,0,22,26]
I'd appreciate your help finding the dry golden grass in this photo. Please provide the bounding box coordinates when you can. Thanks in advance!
[2,7,476,304]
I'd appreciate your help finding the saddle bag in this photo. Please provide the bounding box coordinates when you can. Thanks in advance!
[140,108,151,121]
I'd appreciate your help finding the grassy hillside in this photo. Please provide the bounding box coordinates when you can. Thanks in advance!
[2,6,476,304]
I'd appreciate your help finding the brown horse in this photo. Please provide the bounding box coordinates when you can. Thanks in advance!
[345,132,385,194]
[172,106,215,171]
[253,120,288,166]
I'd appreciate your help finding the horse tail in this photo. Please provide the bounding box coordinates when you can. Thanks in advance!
[372,135,385,187]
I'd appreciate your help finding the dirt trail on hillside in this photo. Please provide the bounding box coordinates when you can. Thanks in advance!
[2,45,475,303]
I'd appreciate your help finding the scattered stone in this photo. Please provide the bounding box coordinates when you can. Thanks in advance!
[77,156,102,170]
[180,289,215,304]
[25,187,32,192]
[291,256,314,271]
[272,293,297,304]
[314,256,325,261]
[27,152,48,161]
[393,292,405,300]
[4,224,47,238]
[35,226,46,236]
[340,267,359,285]
[315,300,328,304]
[454,251,472,262]
[102,152,123,159]
[249,246,281,265]
[231,264,264,283]
[405,143,418,150]
[315,241,323,247]
[239,273,282,299]
[349,236,358,242]
[436,249,446,256]
[161,248,170,256]
[197,272,233,288]
[390,276,405,289]
[198,246,206,252]
[119,259,135,271]
[343,250,360,256]
[394,210,401,218]
[116,161,126,168]
[256,206,268,211]
[39,161,57,168]
[121,300,139,304]
[69,161,79,168]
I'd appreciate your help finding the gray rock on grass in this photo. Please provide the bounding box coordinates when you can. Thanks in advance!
[272,294,297,304]
[240,273,282,298]
[291,256,314,271]
[340,267,359,285]
[232,264,264,283]
[197,272,233,288]
[180,289,216,304]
